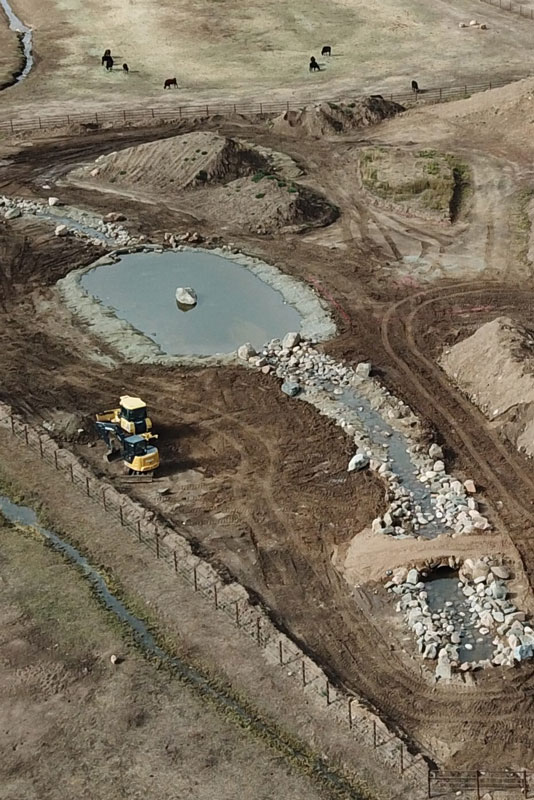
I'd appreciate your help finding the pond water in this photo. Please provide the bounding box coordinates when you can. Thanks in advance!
[81,250,302,356]
[425,568,493,663]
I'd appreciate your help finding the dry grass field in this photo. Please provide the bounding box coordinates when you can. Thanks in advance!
[2,0,534,118]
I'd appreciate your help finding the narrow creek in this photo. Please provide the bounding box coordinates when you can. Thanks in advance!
[0,0,33,87]
[0,493,370,800]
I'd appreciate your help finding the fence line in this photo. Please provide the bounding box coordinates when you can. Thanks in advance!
[0,76,521,136]
[1,404,532,797]
[480,0,534,19]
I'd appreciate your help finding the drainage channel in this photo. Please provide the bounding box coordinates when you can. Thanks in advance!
[336,387,441,537]
[0,493,370,800]
[0,0,33,87]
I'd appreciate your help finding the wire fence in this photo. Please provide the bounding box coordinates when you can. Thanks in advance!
[0,76,519,136]
[480,0,534,19]
[1,404,533,798]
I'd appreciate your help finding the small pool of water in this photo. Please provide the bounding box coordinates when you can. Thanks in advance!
[425,568,493,663]
[81,250,302,356]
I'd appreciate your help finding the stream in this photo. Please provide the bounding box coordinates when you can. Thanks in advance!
[0,0,32,87]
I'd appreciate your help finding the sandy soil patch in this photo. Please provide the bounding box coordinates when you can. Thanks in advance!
[440,316,534,458]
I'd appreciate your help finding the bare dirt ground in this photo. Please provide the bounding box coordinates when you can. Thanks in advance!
[5,75,534,780]
[0,517,332,800]
[2,0,534,120]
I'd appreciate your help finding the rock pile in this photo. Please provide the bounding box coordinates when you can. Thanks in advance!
[244,334,489,539]
[0,196,135,248]
[386,559,533,676]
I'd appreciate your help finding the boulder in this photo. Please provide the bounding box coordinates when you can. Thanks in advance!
[104,212,127,223]
[406,568,419,585]
[429,443,443,459]
[175,287,197,307]
[355,362,372,379]
[282,331,300,349]
[472,561,490,580]
[4,207,21,219]
[281,381,301,397]
[491,565,510,580]
[464,479,476,493]
[54,224,68,237]
[433,460,445,473]
[48,196,61,206]
[347,452,370,472]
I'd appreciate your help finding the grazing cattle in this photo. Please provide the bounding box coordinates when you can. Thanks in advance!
[309,56,320,72]
[103,55,114,71]
[123,63,129,73]
[411,79,419,93]
[321,45,331,56]
[164,77,177,89]
[101,48,111,66]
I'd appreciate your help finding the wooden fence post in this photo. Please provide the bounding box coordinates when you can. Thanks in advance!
[373,720,377,748]
[24,425,29,444]
[85,477,90,497]
[137,519,141,541]
[38,437,43,457]
[427,767,432,799]
[302,660,306,687]
[399,744,404,774]
[255,617,261,645]
[10,414,14,433]
[234,600,240,626]
[213,584,218,609]
[155,532,160,558]
[119,505,124,526]
[348,697,354,730]
[193,565,198,591]
[70,464,74,483]
[54,450,58,470]
[326,680,330,705]
[476,770,481,800]
[173,550,178,573]
[279,640,283,665]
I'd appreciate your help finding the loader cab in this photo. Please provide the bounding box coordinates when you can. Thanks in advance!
[119,395,153,435]
[123,435,160,474]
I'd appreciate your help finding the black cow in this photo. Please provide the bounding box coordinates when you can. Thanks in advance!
[101,48,111,66]
[123,63,129,73]
[321,45,331,56]
[103,55,114,71]
[164,77,178,89]
[411,80,419,93]
[309,56,320,72]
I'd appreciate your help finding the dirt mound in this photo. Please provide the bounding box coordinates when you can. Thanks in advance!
[192,173,338,234]
[272,96,405,137]
[69,132,270,194]
[359,147,463,222]
[440,316,534,457]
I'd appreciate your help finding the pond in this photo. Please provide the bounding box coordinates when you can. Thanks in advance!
[81,249,302,356]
